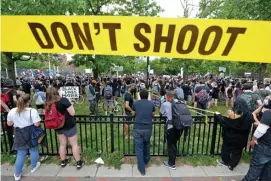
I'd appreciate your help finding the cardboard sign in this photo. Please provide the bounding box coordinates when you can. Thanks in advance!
[61,86,79,99]
[1,16,271,63]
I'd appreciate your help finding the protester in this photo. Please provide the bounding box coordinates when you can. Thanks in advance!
[22,78,32,95]
[255,83,271,102]
[103,81,113,115]
[7,94,41,180]
[237,83,262,113]
[86,80,97,114]
[45,87,84,169]
[215,99,253,171]
[33,86,46,111]
[194,81,209,113]
[124,84,134,139]
[160,91,190,170]
[242,99,271,181]
[225,83,234,108]
[175,83,184,100]
[132,89,155,176]
[211,82,219,107]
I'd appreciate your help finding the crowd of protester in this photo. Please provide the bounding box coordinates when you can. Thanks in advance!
[1,74,271,180]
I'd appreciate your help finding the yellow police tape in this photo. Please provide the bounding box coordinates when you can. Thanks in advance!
[188,109,209,125]
[1,16,271,63]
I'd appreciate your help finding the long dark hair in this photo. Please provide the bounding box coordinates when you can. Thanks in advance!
[45,87,61,110]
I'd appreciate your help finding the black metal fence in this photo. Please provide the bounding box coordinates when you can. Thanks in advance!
[1,113,252,156]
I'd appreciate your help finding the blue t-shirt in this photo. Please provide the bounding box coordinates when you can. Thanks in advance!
[132,99,155,130]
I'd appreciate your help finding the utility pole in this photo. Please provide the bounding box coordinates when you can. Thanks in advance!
[146,56,150,89]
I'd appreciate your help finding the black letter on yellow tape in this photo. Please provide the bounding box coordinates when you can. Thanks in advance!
[199,26,222,55]
[154,24,176,53]
[176,25,199,54]
[28,23,54,49]
[72,23,94,50]
[103,23,121,51]
[51,22,73,50]
[222,27,247,56]
[134,23,151,52]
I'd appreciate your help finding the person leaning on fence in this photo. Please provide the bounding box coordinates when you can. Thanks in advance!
[124,84,134,139]
[242,99,271,181]
[215,98,253,171]
[131,89,155,176]
[7,94,41,181]
[45,87,84,169]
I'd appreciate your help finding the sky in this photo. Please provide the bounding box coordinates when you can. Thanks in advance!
[66,0,200,61]
[158,0,200,18]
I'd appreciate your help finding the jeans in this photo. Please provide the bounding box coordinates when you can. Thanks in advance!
[15,147,39,176]
[243,143,271,181]
[221,142,243,168]
[166,128,183,166]
[89,99,97,114]
[196,102,207,114]
[134,129,152,174]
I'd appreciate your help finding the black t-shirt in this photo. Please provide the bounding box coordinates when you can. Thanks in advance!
[55,97,76,130]
[22,83,31,94]
[124,92,134,112]
[259,111,271,147]
[182,85,192,96]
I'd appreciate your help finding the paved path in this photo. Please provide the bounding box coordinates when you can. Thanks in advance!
[1,163,248,181]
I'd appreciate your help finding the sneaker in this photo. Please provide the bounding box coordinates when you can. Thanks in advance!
[163,161,176,170]
[61,158,71,168]
[31,162,41,173]
[139,170,145,176]
[216,160,228,167]
[228,166,234,171]
[14,173,21,181]
[76,160,85,170]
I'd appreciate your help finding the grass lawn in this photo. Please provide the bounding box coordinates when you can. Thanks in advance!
[1,96,251,169]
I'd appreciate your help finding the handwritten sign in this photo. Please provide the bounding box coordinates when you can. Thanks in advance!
[61,86,79,99]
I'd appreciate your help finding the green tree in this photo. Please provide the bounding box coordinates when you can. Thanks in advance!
[199,0,271,81]
[70,0,162,78]
[1,0,78,81]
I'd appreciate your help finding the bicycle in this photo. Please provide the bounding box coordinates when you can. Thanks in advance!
[103,100,124,115]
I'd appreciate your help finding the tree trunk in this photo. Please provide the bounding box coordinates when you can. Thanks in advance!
[4,52,16,82]
[258,63,267,82]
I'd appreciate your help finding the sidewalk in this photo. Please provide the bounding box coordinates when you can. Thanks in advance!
[1,163,248,181]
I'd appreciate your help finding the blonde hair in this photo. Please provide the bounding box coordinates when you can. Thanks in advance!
[17,94,31,114]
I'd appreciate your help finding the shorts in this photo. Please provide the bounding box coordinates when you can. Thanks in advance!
[125,111,133,123]
[56,125,77,137]
[104,99,113,107]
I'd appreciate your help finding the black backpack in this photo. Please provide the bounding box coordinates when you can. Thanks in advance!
[171,100,193,130]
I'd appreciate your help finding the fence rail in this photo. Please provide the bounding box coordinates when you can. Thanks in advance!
[1,113,252,156]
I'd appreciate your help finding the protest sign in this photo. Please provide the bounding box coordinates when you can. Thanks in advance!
[61,86,79,99]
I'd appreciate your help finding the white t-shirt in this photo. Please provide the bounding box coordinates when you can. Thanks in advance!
[7,108,41,128]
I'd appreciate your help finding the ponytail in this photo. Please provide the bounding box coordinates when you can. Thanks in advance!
[17,94,31,115]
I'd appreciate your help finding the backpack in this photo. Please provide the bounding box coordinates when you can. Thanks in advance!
[152,83,159,94]
[44,104,65,129]
[234,88,243,98]
[104,87,113,99]
[237,92,257,112]
[89,85,95,96]
[35,94,44,105]
[171,100,193,130]
[197,89,209,105]
[1,89,12,112]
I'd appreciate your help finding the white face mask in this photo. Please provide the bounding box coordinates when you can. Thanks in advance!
[263,99,270,106]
